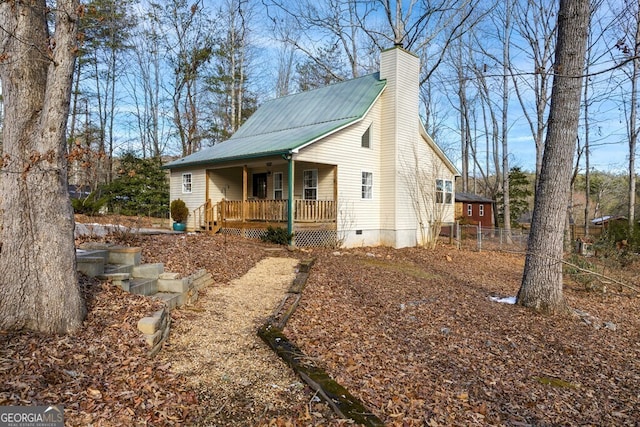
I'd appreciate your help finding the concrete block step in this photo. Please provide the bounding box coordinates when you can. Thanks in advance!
[132,263,164,279]
[152,292,184,311]
[107,246,142,266]
[129,277,158,296]
[76,256,105,277]
[157,277,190,293]
[76,249,109,263]
[96,272,131,292]
[104,264,134,275]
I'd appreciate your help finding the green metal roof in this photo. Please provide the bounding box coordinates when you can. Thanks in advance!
[163,72,386,169]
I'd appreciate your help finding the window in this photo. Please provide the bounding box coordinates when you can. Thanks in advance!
[303,169,318,200]
[361,126,371,148]
[479,205,485,217]
[361,171,373,199]
[467,204,473,216]
[182,173,192,193]
[436,179,452,204]
[273,172,283,200]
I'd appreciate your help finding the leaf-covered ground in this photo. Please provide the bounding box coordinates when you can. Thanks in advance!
[1,216,638,426]
[285,247,640,426]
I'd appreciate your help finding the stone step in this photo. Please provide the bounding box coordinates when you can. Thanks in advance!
[157,277,190,293]
[104,263,134,275]
[107,246,142,266]
[96,272,131,291]
[129,277,158,296]
[76,256,105,277]
[132,263,164,279]
[152,292,184,311]
[76,249,109,263]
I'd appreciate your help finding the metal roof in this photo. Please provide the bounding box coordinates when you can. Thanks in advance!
[164,73,386,169]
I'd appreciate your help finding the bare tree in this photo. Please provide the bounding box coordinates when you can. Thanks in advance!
[82,0,136,181]
[609,0,640,231]
[127,17,168,158]
[518,0,591,314]
[0,0,86,333]
[151,0,213,156]
[401,146,452,249]
[264,0,372,80]
[510,0,557,186]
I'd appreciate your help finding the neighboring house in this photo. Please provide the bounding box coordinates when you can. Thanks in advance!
[163,47,458,248]
[455,192,495,228]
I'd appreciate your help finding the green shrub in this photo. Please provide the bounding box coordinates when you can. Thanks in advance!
[71,191,107,216]
[260,226,293,245]
[99,152,169,218]
[170,199,189,223]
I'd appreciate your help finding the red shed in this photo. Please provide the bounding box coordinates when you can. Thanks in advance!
[455,192,495,227]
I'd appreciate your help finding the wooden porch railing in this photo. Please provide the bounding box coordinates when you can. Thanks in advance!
[193,200,221,232]
[194,199,337,229]
[294,200,336,222]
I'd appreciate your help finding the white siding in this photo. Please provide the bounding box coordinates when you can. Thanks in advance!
[208,167,244,201]
[379,47,421,247]
[170,167,206,231]
[296,97,383,243]
[296,47,456,248]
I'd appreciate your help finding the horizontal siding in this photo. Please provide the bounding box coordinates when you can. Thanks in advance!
[170,168,206,231]
[296,99,382,232]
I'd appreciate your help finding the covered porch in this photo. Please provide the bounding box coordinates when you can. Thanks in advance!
[192,158,338,245]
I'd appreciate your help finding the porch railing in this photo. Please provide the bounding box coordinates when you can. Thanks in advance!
[193,199,337,231]
[220,199,336,223]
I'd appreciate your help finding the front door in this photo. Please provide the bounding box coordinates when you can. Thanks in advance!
[252,173,267,199]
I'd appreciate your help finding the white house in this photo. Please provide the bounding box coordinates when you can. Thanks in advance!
[163,47,458,248]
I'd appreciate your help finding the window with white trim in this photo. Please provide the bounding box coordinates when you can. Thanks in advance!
[182,173,192,193]
[273,172,283,200]
[361,126,371,148]
[479,204,485,216]
[467,204,473,216]
[436,179,452,204]
[361,171,373,199]
[303,169,318,200]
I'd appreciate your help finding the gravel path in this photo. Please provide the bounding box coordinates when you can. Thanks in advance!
[159,256,314,425]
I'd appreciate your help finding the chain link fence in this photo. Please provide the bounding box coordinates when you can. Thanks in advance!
[440,223,530,252]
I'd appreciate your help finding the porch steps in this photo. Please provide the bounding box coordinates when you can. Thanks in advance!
[199,220,222,234]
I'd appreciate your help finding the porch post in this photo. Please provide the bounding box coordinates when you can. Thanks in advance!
[333,165,338,226]
[287,155,295,244]
[242,165,248,223]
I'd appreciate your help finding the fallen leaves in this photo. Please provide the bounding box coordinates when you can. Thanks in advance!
[285,247,640,426]
[3,216,639,426]
[0,276,199,426]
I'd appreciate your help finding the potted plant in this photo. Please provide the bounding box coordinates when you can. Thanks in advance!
[170,199,189,231]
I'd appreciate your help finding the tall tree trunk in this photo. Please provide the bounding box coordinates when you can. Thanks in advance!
[583,66,591,236]
[0,0,86,333]
[502,0,512,243]
[628,3,640,231]
[518,0,590,314]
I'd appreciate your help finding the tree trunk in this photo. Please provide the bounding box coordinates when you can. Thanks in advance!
[518,0,590,314]
[0,0,86,333]
[502,0,512,243]
[628,3,640,232]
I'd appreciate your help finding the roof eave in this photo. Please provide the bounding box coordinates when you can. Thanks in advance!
[162,149,293,170]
